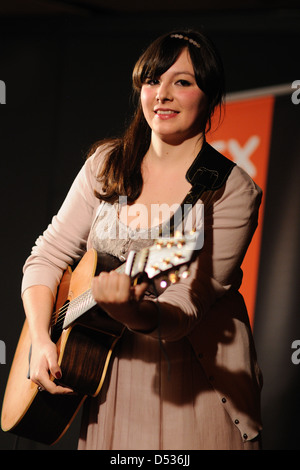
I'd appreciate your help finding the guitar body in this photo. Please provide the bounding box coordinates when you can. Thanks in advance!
[1,232,199,445]
[1,249,125,445]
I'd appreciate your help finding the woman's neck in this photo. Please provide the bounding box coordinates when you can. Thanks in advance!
[145,132,205,170]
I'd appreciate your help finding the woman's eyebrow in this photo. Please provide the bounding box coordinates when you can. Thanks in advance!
[147,71,195,81]
[170,71,195,78]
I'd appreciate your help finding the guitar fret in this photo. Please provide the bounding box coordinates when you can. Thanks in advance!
[63,289,96,329]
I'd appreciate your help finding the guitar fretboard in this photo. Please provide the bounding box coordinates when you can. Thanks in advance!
[62,289,96,329]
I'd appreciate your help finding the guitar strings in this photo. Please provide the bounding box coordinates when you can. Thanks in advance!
[49,289,92,329]
[49,249,139,331]
[50,302,70,329]
[50,291,89,326]
[49,239,188,331]
[50,255,130,330]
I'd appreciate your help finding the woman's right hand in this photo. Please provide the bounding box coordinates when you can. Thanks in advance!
[22,285,74,395]
[29,336,73,395]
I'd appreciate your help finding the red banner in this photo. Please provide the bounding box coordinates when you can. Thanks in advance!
[207,95,275,327]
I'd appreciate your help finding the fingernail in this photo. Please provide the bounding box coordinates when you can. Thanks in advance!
[56,371,62,379]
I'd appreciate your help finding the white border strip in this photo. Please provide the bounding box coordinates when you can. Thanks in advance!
[226,83,292,102]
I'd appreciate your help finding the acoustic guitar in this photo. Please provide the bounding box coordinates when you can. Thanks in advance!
[1,231,201,445]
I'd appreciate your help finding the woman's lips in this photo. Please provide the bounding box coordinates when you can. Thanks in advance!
[154,109,179,119]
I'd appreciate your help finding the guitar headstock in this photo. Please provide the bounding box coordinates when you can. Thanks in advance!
[129,230,202,283]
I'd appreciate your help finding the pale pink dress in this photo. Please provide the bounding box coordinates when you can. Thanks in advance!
[22,145,263,450]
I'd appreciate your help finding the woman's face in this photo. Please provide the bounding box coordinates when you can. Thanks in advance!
[140,48,207,144]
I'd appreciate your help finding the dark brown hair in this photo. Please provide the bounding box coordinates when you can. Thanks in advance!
[91,29,225,203]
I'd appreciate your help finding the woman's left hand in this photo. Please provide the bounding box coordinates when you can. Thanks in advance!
[91,271,148,327]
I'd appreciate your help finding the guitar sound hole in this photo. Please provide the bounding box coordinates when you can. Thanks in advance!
[51,300,70,343]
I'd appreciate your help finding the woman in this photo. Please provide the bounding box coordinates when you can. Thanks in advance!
[21,30,263,450]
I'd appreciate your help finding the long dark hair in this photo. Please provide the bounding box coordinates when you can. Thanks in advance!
[91,29,225,203]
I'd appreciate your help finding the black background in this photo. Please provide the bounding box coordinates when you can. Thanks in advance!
[0,1,300,450]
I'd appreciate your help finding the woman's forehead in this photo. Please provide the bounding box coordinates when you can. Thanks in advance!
[146,47,192,77]
[156,49,195,78]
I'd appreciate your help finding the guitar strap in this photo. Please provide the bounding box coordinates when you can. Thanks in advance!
[159,141,236,237]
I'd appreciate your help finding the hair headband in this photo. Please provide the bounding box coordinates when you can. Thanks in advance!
[170,33,201,49]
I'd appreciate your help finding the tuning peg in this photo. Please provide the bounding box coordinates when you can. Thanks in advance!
[169,272,180,284]
[150,264,159,271]
[180,270,190,279]
[174,230,183,238]
[147,264,160,278]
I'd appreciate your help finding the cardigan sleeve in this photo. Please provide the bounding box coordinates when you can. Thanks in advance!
[21,149,103,299]
[147,165,262,341]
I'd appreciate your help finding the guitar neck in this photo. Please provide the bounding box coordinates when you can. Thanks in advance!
[62,289,96,330]
[61,250,148,330]
[61,262,124,330]
[57,231,199,331]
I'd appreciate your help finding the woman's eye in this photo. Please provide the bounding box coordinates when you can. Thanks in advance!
[145,78,159,86]
[176,79,191,86]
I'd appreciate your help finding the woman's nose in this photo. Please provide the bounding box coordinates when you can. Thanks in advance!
[156,83,173,102]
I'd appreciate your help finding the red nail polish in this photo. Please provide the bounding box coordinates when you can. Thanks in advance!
[56,372,62,379]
